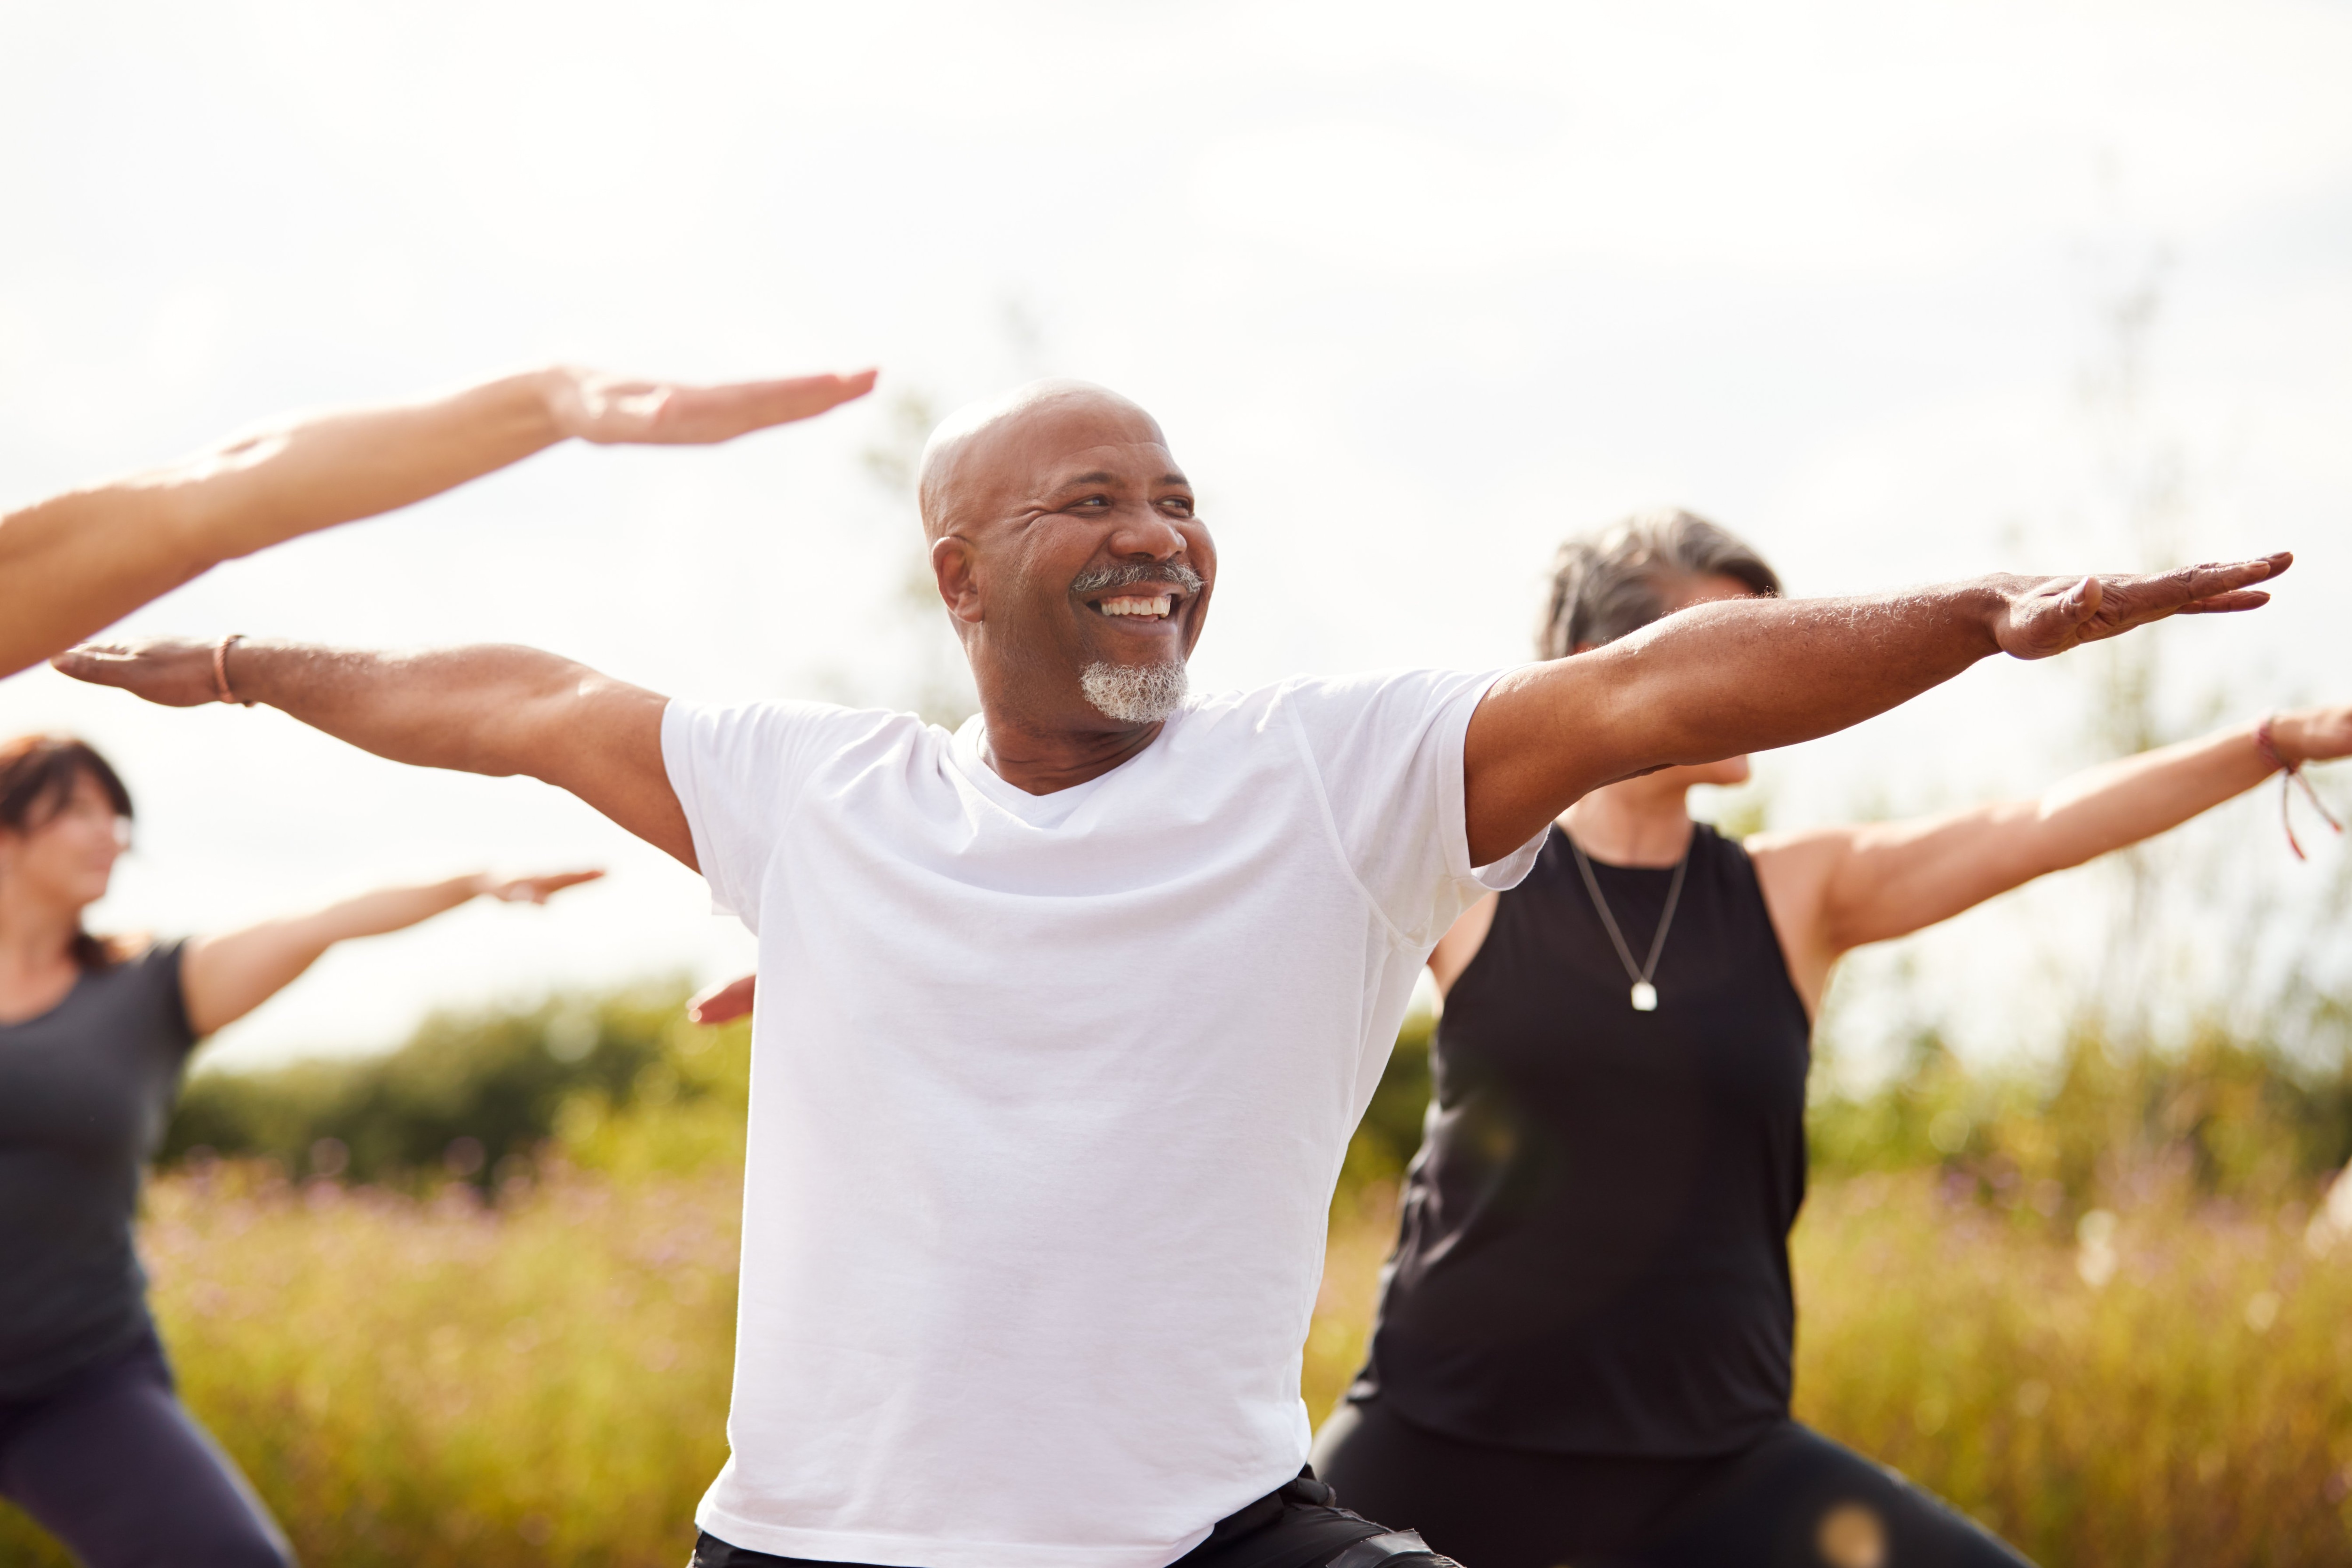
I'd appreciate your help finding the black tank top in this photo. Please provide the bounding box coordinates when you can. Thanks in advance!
[1351,824,1812,1457]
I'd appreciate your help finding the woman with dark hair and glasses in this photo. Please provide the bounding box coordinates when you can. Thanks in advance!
[1310,510,2349,1568]
[0,734,599,1568]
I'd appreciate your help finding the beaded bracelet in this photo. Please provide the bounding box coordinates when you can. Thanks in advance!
[211,634,255,708]
[2254,713,2341,861]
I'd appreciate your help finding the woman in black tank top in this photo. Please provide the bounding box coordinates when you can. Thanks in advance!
[1311,511,2352,1568]
[0,735,602,1568]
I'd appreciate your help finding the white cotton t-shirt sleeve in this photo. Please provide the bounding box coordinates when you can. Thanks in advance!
[661,698,867,931]
[1283,667,1547,946]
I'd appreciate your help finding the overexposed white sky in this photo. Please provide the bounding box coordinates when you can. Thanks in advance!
[3,0,2347,1071]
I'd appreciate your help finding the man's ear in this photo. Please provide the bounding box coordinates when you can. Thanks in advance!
[930,536,985,626]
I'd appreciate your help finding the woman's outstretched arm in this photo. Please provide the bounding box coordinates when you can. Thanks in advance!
[178,870,603,1037]
[1750,705,2352,1008]
[0,365,875,679]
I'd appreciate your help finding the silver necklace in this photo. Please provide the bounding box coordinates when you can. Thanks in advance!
[1567,831,1690,1013]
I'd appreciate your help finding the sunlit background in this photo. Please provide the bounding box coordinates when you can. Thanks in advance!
[3,0,2346,1072]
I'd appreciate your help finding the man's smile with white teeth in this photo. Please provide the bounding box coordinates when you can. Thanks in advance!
[1097,595,1174,618]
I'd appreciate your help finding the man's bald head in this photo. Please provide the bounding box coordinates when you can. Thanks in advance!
[915,377,1212,743]
[917,380,1166,541]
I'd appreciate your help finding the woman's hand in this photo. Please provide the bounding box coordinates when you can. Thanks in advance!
[2274,705,2352,766]
[544,368,878,446]
[478,869,605,904]
[687,973,756,1026]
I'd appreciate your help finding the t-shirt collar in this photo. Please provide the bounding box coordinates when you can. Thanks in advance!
[946,707,1185,823]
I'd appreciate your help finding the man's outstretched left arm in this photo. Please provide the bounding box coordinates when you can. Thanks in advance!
[1461,558,2290,865]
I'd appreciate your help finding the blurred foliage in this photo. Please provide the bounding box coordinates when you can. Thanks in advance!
[1787,1170,2352,1566]
[1338,1006,1435,1190]
[160,984,720,1188]
[163,978,2352,1227]
[1809,1014,2352,1217]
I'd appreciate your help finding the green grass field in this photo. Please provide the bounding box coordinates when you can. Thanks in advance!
[7,992,2350,1565]
[4,1160,2347,1566]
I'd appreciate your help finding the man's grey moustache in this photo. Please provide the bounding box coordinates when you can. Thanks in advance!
[1070,562,1205,596]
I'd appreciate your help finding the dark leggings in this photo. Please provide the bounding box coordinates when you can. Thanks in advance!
[0,1332,293,1568]
[1312,1398,2035,1568]
[691,1467,1459,1568]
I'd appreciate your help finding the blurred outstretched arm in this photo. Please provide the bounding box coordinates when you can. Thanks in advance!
[1748,704,2352,1009]
[0,365,876,679]
[181,871,604,1037]
[1461,558,2291,866]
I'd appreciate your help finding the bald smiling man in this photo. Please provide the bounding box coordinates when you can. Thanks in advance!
[58,380,2288,1568]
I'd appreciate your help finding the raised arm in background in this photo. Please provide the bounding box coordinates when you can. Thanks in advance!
[181,870,603,1037]
[1460,557,2291,865]
[0,365,876,679]
[686,973,758,1026]
[1744,704,2351,1011]
[50,639,687,867]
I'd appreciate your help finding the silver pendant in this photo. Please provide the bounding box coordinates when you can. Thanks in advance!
[1631,981,1658,1012]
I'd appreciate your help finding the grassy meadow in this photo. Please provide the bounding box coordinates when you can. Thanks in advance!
[5,990,2351,1566]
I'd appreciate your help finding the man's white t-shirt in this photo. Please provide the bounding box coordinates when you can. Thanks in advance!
[662,669,1542,1568]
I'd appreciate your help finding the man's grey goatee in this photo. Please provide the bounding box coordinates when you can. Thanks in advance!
[1081,660,1189,724]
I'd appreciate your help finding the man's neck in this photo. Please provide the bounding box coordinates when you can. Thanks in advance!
[974,705,1166,796]
[1559,778,1694,867]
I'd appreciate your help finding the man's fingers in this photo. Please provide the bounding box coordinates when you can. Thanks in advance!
[2173,589,2273,615]
[49,637,224,706]
[2098,553,2290,630]
[2163,553,2293,602]
[51,643,134,684]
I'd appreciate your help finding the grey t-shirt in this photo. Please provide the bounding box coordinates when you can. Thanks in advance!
[0,941,194,1398]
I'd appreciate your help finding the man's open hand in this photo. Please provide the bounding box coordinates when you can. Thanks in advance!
[546,368,879,446]
[1994,554,2291,660]
[51,637,227,706]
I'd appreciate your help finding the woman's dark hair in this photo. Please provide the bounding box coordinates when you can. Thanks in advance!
[1539,507,1783,660]
[0,735,136,970]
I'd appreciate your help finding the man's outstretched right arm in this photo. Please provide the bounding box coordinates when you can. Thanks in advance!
[52,638,693,868]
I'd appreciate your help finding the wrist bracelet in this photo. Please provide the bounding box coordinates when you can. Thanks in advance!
[212,635,255,708]
[2256,713,2340,861]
